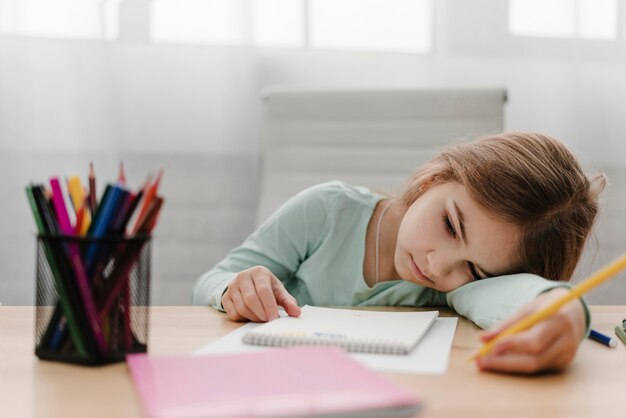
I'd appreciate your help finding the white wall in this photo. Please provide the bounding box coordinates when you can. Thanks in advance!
[3,38,626,166]
[1,0,625,304]
[0,37,261,154]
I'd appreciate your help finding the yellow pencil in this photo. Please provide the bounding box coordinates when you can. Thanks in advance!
[472,252,626,359]
[67,175,91,235]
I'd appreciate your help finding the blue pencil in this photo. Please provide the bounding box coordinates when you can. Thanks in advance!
[588,329,617,348]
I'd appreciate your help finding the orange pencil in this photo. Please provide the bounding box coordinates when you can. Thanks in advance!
[74,205,84,235]
[131,169,163,234]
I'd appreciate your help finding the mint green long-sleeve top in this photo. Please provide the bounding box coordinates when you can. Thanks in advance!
[192,181,589,330]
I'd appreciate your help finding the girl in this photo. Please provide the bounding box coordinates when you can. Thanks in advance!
[192,132,606,374]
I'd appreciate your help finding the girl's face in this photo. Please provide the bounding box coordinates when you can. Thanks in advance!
[394,182,520,292]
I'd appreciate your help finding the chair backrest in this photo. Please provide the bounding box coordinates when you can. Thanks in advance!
[256,87,507,226]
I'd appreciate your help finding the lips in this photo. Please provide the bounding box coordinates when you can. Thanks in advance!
[410,257,434,284]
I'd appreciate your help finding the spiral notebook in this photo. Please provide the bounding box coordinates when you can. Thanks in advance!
[242,306,438,355]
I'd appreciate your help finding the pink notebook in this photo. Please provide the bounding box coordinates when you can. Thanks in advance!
[127,347,421,418]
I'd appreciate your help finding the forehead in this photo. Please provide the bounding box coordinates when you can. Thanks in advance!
[443,183,520,274]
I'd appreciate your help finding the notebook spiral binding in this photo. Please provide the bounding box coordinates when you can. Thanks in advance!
[242,333,410,355]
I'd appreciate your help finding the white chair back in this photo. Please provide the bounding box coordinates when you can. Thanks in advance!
[256,87,507,226]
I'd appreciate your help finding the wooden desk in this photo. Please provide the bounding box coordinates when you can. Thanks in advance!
[1,306,625,418]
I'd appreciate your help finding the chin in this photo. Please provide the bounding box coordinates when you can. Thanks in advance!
[420,280,438,291]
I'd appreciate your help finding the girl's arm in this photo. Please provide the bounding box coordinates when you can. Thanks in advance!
[191,183,333,312]
[446,273,590,332]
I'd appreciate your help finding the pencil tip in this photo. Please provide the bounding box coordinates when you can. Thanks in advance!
[118,161,126,184]
[153,169,164,187]
[143,173,153,187]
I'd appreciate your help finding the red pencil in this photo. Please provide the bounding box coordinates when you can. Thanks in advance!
[98,197,164,316]
[118,161,126,186]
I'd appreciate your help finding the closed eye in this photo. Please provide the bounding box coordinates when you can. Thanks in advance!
[445,213,484,281]
[443,214,456,238]
[467,262,483,281]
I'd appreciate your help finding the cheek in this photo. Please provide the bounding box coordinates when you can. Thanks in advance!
[397,216,418,247]
[416,211,443,240]
[398,213,440,251]
[445,275,472,292]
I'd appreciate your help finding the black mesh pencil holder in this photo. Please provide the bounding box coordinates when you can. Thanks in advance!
[34,234,151,366]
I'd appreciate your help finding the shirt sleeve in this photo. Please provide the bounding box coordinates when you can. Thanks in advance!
[446,273,591,335]
[191,184,334,310]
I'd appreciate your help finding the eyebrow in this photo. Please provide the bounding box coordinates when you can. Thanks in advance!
[451,200,494,278]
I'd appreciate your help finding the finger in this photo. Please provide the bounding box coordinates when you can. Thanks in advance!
[221,295,246,322]
[239,280,269,322]
[493,319,578,364]
[488,320,560,357]
[252,275,280,321]
[477,330,572,374]
[478,317,573,373]
[230,289,262,322]
[272,277,301,317]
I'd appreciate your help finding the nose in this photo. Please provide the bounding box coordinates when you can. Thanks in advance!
[426,249,456,280]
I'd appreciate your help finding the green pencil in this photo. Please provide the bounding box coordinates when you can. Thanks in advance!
[26,185,88,357]
[615,325,626,347]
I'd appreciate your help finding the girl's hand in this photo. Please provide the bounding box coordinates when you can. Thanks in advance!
[476,287,586,374]
[221,266,301,322]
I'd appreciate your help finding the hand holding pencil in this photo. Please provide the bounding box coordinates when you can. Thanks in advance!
[474,253,626,374]
[475,287,586,373]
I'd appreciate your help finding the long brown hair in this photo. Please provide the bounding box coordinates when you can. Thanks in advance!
[400,132,606,281]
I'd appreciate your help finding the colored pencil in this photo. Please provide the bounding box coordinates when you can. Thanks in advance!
[50,177,109,356]
[615,326,626,347]
[588,329,617,348]
[131,169,162,234]
[118,161,126,186]
[26,185,88,356]
[67,175,91,235]
[89,162,97,214]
